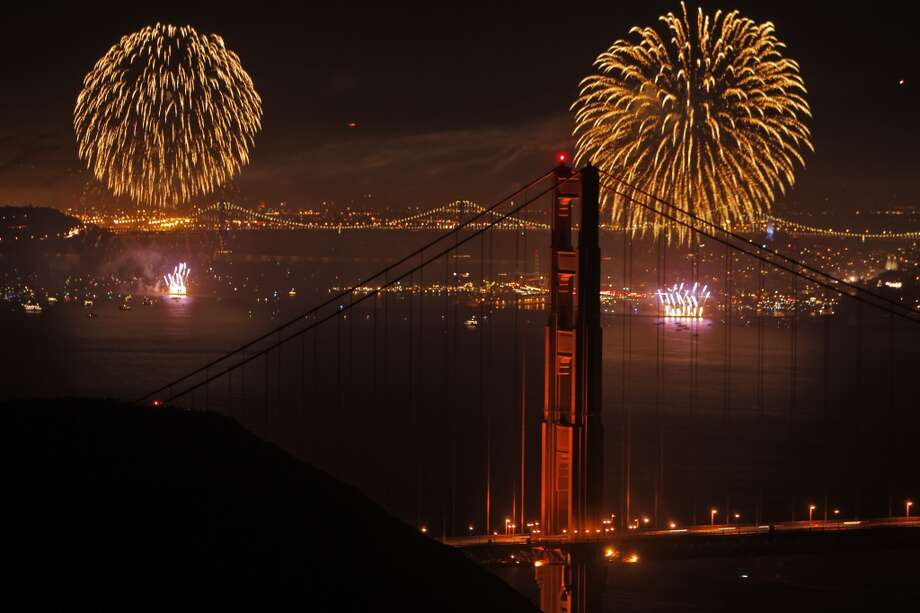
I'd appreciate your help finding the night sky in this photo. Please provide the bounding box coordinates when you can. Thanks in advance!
[0,1,916,214]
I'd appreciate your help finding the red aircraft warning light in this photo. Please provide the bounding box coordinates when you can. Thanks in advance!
[347,121,359,128]
[557,152,568,164]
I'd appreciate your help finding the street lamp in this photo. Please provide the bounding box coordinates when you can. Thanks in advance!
[907,501,914,518]
[710,508,718,526]
[809,505,816,522]
[468,524,474,533]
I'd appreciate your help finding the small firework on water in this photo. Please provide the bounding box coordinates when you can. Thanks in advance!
[164,263,190,297]
[657,282,711,319]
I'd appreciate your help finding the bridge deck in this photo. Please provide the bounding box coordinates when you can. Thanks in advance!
[444,516,920,549]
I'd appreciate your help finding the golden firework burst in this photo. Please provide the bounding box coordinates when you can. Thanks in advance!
[74,24,262,208]
[572,3,812,242]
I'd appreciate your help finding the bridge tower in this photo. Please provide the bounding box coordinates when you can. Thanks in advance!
[537,163,604,613]
[540,163,603,538]
[576,164,604,534]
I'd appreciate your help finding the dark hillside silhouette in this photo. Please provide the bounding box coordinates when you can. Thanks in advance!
[6,398,536,611]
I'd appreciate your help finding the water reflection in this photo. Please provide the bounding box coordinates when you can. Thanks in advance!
[533,546,606,613]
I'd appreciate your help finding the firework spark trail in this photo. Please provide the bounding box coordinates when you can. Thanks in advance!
[657,282,712,319]
[572,2,812,243]
[75,24,262,208]
[164,262,190,296]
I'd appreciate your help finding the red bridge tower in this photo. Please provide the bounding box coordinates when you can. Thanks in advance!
[540,163,604,537]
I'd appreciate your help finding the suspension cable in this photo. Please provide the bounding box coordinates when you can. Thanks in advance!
[139,169,557,403]
[597,170,920,322]
[158,178,569,403]
[598,178,920,325]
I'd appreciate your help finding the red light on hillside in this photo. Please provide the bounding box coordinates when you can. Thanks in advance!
[347,121,358,128]
[557,152,568,164]
[153,400,162,407]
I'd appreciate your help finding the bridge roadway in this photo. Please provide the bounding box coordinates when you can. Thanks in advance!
[443,516,920,549]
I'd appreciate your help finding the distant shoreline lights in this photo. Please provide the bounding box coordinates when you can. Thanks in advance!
[657,282,711,319]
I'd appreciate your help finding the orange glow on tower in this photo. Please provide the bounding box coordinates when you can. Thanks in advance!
[540,164,603,538]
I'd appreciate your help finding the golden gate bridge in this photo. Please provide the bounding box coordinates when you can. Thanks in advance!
[142,163,920,612]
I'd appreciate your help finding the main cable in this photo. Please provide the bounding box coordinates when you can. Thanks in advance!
[599,177,920,325]
[160,176,572,403]
[139,168,557,403]
[597,169,920,322]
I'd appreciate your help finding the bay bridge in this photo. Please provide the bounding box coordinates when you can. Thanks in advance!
[142,163,920,612]
[196,196,920,240]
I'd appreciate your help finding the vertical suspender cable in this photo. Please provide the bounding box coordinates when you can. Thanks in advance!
[384,269,389,419]
[487,209,495,536]
[417,252,425,535]
[887,312,895,517]
[300,331,305,458]
[854,301,862,519]
[654,231,664,527]
[347,292,353,429]
[443,247,452,534]
[516,208,526,534]
[277,330,282,438]
[264,347,269,431]
[408,264,416,528]
[621,199,631,530]
[336,304,342,417]
[451,204,461,536]
[479,227,488,535]
[756,258,765,524]
[822,294,830,520]
[228,361,233,419]
[373,282,378,405]
[791,275,798,418]
[313,327,318,448]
